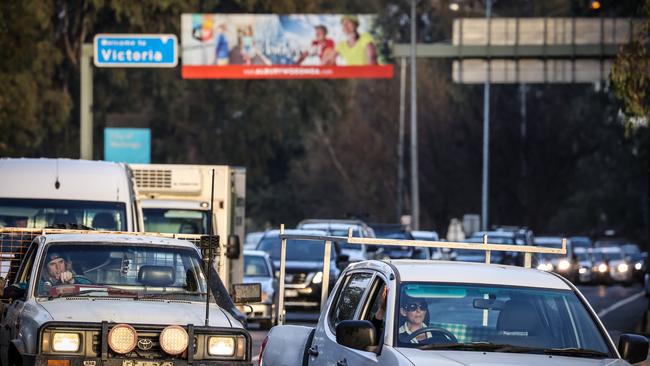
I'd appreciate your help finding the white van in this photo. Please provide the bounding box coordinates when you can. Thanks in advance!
[0,158,141,231]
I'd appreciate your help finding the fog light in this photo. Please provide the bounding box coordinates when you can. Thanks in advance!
[108,324,137,354]
[618,263,629,273]
[208,336,235,356]
[51,333,80,352]
[635,263,642,270]
[160,325,189,355]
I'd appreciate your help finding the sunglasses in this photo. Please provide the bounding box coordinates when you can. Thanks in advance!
[403,303,427,312]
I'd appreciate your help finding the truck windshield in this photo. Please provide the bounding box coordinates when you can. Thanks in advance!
[142,208,209,234]
[395,283,611,357]
[0,198,126,231]
[36,243,208,301]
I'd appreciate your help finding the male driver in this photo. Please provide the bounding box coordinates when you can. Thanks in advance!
[398,295,433,344]
[40,253,75,292]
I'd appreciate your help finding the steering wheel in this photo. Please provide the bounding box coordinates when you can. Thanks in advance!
[73,275,95,285]
[406,327,458,344]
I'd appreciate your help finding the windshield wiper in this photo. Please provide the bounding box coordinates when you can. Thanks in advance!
[48,287,136,299]
[542,348,609,358]
[137,291,207,300]
[419,342,537,353]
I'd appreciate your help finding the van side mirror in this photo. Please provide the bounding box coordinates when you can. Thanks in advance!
[226,235,241,259]
[618,334,649,364]
[231,283,261,304]
[336,320,377,352]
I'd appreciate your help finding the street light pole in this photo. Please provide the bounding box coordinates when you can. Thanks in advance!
[410,0,420,230]
[481,0,492,231]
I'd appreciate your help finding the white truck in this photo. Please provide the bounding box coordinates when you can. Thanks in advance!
[129,164,246,290]
[0,158,141,232]
[260,231,649,366]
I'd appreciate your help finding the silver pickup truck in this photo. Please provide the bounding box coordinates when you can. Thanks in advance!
[260,232,649,366]
[0,230,259,366]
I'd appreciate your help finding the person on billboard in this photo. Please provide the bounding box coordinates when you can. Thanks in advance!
[214,22,230,65]
[296,25,336,66]
[332,15,378,66]
[234,26,271,66]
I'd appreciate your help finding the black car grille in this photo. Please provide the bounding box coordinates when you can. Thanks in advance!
[288,272,308,284]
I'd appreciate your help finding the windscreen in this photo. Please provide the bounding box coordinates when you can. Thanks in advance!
[257,237,332,261]
[395,283,611,356]
[143,208,209,234]
[0,198,126,231]
[36,243,208,301]
[244,255,270,277]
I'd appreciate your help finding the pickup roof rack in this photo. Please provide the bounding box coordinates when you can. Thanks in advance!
[274,224,567,325]
[0,227,221,284]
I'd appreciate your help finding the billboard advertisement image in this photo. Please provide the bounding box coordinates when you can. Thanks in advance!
[181,14,393,79]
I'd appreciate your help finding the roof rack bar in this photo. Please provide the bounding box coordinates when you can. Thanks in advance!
[321,240,332,313]
[483,234,491,265]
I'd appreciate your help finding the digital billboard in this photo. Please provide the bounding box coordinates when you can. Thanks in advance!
[181,14,393,79]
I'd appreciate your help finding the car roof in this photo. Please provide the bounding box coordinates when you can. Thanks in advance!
[471,231,515,239]
[299,222,364,231]
[244,249,270,257]
[595,246,622,253]
[350,260,571,290]
[534,236,568,245]
[263,229,328,236]
[42,233,197,249]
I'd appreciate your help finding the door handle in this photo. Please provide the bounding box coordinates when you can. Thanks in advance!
[307,346,319,357]
[337,359,347,366]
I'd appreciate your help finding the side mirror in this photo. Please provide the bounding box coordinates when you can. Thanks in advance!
[336,320,377,352]
[231,283,261,304]
[226,235,241,259]
[618,334,649,364]
[1,284,26,301]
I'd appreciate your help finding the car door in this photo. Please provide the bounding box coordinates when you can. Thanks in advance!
[308,271,373,366]
[0,240,38,366]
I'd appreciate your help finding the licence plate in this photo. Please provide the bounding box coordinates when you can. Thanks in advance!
[285,289,299,298]
[123,361,173,366]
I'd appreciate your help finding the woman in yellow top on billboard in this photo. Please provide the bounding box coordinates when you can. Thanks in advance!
[324,15,378,66]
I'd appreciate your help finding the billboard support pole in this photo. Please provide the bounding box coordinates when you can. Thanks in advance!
[397,57,406,221]
[410,0,420,231]
[80,44,93,160]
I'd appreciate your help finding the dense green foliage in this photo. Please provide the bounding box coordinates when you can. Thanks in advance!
[0,0,646,243]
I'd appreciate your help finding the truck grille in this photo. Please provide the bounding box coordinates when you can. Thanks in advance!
[133,169,172,189]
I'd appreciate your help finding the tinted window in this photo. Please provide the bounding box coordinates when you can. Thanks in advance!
[329,272,373,327]
[257,237,336,261]
[143,209,208,234]
[0,198,126,231]
[244,255,270,277]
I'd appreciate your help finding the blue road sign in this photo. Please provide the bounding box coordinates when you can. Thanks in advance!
[104,128,151,164]
[94,34,178,67]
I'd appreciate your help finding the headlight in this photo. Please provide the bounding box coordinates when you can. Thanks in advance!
[537,263,553,271]
[635,262,643,270]
[579,267,587,274]
[160,325,189,355]
[108,324,137,354]
[618,263,629,273]
[208,336,235,356]
[51,333,81,352]
[558,260,571,271]
[598,263,608,273]
[312,271,323,284]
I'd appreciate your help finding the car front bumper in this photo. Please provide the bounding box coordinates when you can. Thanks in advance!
[32,355,253,366]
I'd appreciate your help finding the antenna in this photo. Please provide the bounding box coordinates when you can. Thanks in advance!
[205,168,216,327]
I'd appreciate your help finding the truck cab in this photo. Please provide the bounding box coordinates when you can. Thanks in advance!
[0,158,142,233]
[0,229,258,366]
